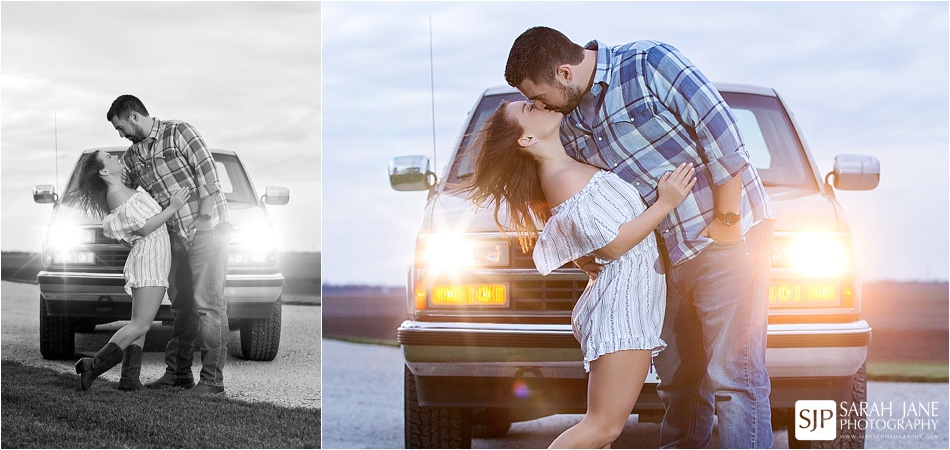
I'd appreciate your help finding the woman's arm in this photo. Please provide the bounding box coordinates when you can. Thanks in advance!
[597,163,695,260]
[133,189,191,237]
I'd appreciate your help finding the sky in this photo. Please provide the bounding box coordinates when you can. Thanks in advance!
[322,1,949,286]
[1,1,321,254]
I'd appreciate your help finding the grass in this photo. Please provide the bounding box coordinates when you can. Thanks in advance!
[0,359,320,448]
[867,360,949,383]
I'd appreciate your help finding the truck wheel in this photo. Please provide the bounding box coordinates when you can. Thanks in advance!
[787,362,867,449]
[39,296,74,359]
[405,366,472,448]
[240,297,282,361]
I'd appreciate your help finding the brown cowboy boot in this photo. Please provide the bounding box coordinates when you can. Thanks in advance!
[75,342,124,391]
[117,344,145,391]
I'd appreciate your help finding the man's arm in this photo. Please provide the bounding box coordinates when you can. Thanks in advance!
[176,123,221,226]
[707,173,743,241]
[643,43,748,241]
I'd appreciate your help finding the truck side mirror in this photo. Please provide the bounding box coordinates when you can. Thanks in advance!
[34,185,58,204]
[826,154,880,191]
[389,155,436,191]
[263,186,290,205]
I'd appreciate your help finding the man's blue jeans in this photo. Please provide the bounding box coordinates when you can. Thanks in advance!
[654,221,774,448]
[164,224,231,387]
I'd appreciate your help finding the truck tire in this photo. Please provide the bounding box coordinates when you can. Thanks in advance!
[787,362,868,449]
[240,297,281,361]
[39,296,75,359]
[405,366,472,448]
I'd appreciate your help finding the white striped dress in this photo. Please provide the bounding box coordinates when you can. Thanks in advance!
[102,191,171,295]
[534,170,666,372]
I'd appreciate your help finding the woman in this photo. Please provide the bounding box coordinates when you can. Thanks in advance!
[64,150,189,391]
[467,101,695,449]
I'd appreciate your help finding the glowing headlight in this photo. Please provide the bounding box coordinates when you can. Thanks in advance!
[230,224,277,252]
[773,232,851,277]
[419,234,510,271]
[47,224,96,249]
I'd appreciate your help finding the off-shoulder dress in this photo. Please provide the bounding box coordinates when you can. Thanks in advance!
[102,191,171,295]
[533,170,667,372]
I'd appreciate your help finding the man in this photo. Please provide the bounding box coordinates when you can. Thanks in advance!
[506,27,774,448]
[107,95,231,396]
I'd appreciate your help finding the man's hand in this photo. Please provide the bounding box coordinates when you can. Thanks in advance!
[574,254,604,280]
[701,219,742,242]
[194,217,214,232]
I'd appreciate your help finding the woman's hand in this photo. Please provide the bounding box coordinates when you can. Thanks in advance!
[655,162,696,211]
[169,188,191,210]
[573,254,604,280]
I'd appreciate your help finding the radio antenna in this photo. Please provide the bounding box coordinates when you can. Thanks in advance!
[54,112,59,195]
[428,16,437,172]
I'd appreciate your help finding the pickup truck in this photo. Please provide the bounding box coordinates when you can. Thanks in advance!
[34,147,289,362]
[389,84,880,448]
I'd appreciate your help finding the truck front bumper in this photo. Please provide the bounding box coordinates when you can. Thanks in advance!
[38,270,284,320]
[399,320,871,410]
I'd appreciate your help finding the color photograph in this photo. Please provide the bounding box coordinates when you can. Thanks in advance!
[320,2,948,449]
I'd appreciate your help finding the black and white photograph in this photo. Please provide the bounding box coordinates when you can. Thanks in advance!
[1,1,321,448]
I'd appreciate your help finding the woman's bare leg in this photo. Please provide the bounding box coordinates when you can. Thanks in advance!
[549,350,652,449]
[107,286,165,349]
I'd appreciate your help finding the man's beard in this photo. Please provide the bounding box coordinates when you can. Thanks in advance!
[127,123,146,143]
[550,82,584,115]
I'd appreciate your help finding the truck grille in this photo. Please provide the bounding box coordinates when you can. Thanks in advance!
[510,278,587,311]
[96,250,130,267]
[510,245,586,311]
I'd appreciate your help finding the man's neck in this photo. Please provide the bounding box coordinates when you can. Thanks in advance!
[579,49,598,95]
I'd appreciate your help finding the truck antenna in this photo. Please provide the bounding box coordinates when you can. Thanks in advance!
[54,112,59,195]
[428,16,437,172]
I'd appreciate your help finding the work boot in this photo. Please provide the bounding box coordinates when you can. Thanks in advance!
[117,344,145,391]
[182,383,225,396]
[75,342,124,391]
[145,373,196,390]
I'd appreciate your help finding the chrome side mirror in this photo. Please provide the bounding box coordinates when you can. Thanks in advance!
[262,186,290,205]
[389,155,436,192]
[826,154,880,191]
[33,185,58,204]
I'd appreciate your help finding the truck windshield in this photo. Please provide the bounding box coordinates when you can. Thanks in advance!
[64,151,259,206]
[447,90,816,191]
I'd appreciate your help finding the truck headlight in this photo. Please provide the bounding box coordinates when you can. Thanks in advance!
[47,224,96,249]
[229,224,278,266]
[417,233,509,272]
[772,232,851,278]
[230,224,278,252]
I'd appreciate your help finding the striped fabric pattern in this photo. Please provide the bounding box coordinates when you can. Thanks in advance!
[560,40,773,266]
[102,191,171,295]
[122,118,230,242]
[534,171,666,372]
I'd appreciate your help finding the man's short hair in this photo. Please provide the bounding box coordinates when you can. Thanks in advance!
[505,26,585,87]
[106,95,149,122]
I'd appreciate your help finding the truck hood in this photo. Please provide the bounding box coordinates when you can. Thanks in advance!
[422,186,847,234]
[48,200,271,229]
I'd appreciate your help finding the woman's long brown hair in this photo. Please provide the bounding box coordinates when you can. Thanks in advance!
[464,102,549,253]
[62,150,111,218]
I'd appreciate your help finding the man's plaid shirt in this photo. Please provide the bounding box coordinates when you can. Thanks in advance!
[122,118,230,242]
[561,40,773,266]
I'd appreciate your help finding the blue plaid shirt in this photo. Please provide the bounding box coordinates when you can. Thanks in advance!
[561,40,773,266]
